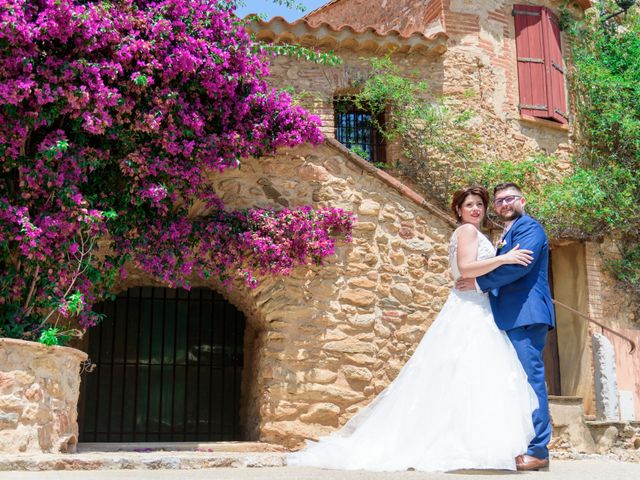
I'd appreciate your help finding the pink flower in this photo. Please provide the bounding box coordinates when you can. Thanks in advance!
[0,0,352,338]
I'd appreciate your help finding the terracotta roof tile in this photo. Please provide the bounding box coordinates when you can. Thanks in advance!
[244,16,448,56]
[303,0,346,19]
[302,0,593,35]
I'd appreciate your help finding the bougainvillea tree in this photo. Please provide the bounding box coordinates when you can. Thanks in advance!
[0,0,354,343]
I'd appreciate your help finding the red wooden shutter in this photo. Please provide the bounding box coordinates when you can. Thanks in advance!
[513,5,548,119]
[513,5,568,124]
[541,8,568,124]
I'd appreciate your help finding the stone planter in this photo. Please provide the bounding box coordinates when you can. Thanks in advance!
[0,338,88,453]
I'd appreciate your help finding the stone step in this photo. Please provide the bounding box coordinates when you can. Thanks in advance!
[585,420,640,453]
[77,441,287,453]
[548,395,640,459]
[0,450,287,471]
[548,395,596,454]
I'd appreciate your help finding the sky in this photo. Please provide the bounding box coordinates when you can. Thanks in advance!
[235,0,330,22]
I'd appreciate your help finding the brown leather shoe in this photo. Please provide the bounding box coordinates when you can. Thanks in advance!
[516,454,549,471]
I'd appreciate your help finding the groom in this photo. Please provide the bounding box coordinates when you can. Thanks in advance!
[456,182,554,471]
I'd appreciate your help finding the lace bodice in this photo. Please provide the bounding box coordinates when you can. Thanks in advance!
[449,226,496,281]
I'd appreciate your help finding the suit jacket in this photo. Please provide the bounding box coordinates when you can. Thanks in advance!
[476,215,555,331]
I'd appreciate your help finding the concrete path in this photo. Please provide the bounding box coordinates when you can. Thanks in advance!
[2,460,640,480]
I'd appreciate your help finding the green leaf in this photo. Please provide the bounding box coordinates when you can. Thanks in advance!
[134,74,148,86]
[39,327,61,346]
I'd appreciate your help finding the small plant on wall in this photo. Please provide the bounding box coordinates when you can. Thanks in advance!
[350,56,474,203]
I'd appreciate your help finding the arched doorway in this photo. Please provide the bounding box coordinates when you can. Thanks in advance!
[78,287,246,442]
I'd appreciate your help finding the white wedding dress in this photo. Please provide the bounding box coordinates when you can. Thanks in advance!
[288,226,538,472]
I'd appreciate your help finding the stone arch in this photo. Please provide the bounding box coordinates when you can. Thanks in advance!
[76,265,281,442]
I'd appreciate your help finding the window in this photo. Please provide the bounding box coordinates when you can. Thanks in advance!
[513,5,568,124]
[333,96,386,163]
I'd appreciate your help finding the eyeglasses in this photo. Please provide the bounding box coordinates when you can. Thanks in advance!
[493,195,522,207]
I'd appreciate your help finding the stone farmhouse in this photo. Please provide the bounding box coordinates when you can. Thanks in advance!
[71,0,639,455]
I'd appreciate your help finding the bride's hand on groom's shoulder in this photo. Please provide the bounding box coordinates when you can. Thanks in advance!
[500,244,533,266]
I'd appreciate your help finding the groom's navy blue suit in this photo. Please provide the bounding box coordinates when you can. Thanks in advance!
[476,214,554,460]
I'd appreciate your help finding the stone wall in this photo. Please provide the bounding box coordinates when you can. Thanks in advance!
[238,142,454,447]
[272,0,634,373]
[246,0,637,446]
[113,139,456,447]
[254,1,638,447]
[0,338,88,453]
[588,239,639,329]
[303,0,581,159]
[267,49,445,139]
[439,0,580,169]
[266,4,575,209]
[549,396,640,462]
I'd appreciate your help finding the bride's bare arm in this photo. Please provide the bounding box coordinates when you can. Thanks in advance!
[456,224,533,279]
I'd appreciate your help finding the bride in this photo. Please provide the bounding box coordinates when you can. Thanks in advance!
[288,185,539,472]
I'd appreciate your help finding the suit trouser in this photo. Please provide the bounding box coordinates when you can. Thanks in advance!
[506,324,550,459]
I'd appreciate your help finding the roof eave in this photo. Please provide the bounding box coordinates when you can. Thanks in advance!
[245,16,448,57]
